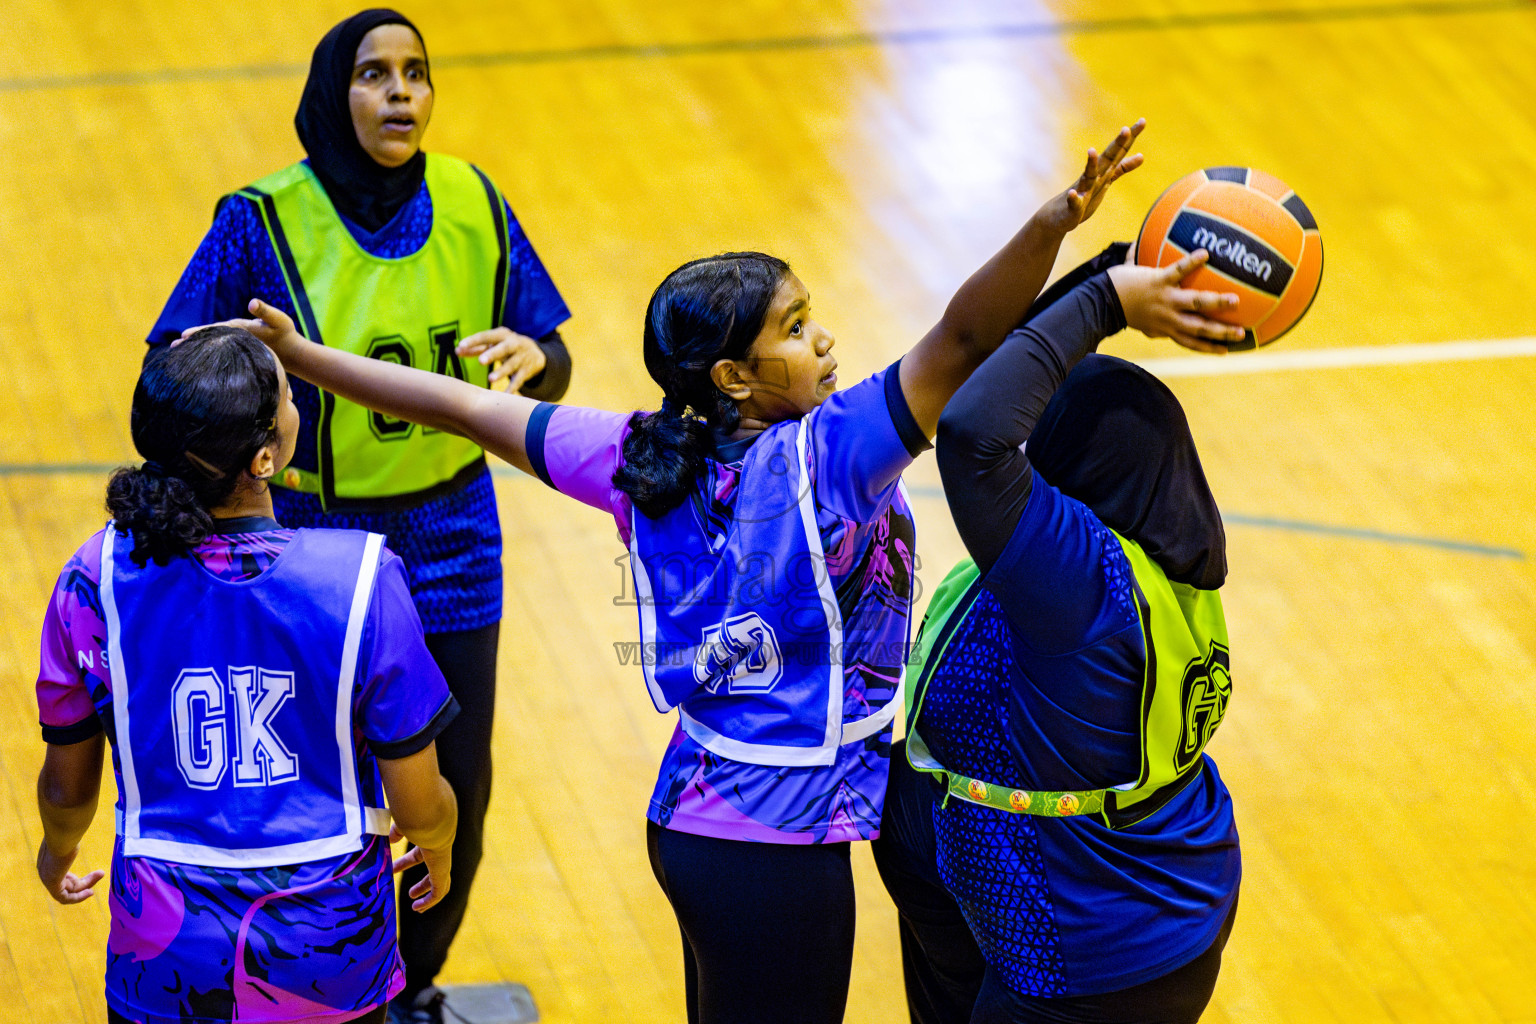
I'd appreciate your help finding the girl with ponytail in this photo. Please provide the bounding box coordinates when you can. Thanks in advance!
[35,328,461,1024]
[107,326,289,566]
[234,120,1243,1024]
[612,251,791,517]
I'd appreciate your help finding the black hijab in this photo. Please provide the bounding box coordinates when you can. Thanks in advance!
[1028,354,1227,590]
[294,9,431,233]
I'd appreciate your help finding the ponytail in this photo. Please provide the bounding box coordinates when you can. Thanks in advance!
[110,327,281,566]
[106,463,216,567]
[614,252,790,518]
[614,404,716,519]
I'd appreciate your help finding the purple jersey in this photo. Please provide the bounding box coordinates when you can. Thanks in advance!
[529,365,927,843]
[37,521,455,1024]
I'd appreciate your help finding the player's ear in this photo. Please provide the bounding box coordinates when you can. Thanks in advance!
[710,359,753,402]
[248,442,277,483]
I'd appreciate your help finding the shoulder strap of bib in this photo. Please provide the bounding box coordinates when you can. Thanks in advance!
[904,558,984,731]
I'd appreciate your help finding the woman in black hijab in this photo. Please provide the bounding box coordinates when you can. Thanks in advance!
[147,11,573,1023]
[873,245,1245,1024]
[295,9,434,233]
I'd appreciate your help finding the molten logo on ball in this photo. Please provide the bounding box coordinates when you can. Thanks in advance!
[1136,166,1323,348]
[1168,211,1292,295]
[1190,226,1274,283]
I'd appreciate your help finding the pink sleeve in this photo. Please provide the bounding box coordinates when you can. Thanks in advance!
[37,532,110,736]
[530,404,634,532]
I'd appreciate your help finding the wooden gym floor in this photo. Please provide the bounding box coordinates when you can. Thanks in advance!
[2,0,1535,1021]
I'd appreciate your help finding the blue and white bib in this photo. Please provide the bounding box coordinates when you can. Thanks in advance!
[101,525,390,867]
[629,421,901,766]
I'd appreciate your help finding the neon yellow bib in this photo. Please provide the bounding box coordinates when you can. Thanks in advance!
[906,532,1230,829]
[236,154,507,505]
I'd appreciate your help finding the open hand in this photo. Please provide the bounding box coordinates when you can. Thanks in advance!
[1107,250,1247,353]
[37,841,103,905]
[390,825,452,913]
[1039,119,1147,235]
[456,328,547,392]
[178,300,307,361]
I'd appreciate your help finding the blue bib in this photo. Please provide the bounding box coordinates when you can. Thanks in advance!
[628,420,900,766]
[101,525,390,867]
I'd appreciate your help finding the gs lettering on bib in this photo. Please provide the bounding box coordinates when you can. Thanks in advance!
[101,525,391,867]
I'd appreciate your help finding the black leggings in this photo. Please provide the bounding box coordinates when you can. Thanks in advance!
[646,822,856,1024]
[873,741,1237,1024]
[396,622,500,997]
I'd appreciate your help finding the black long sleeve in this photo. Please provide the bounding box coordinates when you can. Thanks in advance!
[518,329,572,402]
[936,265,1128,575]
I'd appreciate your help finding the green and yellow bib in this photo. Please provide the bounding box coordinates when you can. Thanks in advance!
[906,534,1230,829]
[234,154,511,506]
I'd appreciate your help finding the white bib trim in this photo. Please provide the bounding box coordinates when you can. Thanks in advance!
[102,526,387,868]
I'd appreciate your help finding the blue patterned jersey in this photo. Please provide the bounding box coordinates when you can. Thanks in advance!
[147,166,570,633]
[271,467,503,634]
[921,477,1240,997]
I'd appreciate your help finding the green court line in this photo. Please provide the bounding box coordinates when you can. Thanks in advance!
[1220,513,1526,560]
[9,464,1523,559]
[0,463,123,475]
[0,0,1524,93]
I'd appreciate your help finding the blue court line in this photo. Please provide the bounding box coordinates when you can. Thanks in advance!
[0,0,1524,93]
[900,485,1527,560]
[6,464,1523,560]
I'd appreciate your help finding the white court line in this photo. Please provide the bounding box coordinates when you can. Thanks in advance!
[1136,337,1536,377]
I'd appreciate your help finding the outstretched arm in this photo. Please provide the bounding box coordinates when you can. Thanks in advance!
[937,249,1243,573]
[232,301,543,477]
[899,120,1148,437]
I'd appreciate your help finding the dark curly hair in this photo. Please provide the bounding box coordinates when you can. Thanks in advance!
[613,252,791,518]
[107,327,282,566]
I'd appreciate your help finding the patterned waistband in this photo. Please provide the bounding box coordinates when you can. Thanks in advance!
[906,729,1113,818]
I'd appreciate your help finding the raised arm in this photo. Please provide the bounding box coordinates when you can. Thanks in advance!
[898,120,1147,437]
[234,301,543,477]
[937,250,1243,573]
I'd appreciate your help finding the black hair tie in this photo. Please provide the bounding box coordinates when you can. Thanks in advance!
[142,459,168,476]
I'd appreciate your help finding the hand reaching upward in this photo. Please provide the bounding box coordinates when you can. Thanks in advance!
[1039,119,1147,235]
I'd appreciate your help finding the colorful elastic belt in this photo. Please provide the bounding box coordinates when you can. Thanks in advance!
[906,728,1112,818]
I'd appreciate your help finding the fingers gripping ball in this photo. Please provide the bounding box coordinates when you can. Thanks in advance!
[1136,167,1323,349]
